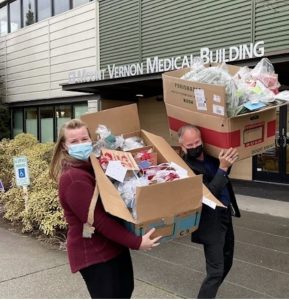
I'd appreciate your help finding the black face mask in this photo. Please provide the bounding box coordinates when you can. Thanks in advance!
[186,144,203,159]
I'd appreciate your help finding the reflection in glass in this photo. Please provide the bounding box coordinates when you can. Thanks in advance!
[0,5,8,36]
[73,0,90,8]
[10,0,21,32]
[13,109,24,137]
[25,108,38,138]
[74,103,88,119]
[40,107,54,142]
[56,105,72,135]
[54,0,70,15]
[37,0,51,21]
[23,0,36,26]
[256,109,280,173]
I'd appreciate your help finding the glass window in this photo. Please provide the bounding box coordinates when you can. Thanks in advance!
[13,109,24,137]
[55,105,71,135]
[37,0,51,21]
[25,108,38,138]
[40,106,54,142]
[23,0,36,27]
[74,103,88,119]
[73,0,90,8]
[0,5,8,36]
[54,0,70,15]
[9,0,21,33]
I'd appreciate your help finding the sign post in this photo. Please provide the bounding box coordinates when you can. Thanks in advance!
[13,156,30,211]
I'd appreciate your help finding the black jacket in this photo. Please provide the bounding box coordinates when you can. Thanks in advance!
[184,153,240,244]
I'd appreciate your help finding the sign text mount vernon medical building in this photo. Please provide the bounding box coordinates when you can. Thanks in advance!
[68,41,264,84]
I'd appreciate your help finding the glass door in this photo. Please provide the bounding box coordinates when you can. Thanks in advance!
[253,104,289,183]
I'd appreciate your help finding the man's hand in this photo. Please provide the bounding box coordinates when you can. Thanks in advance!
[218,148,239,172]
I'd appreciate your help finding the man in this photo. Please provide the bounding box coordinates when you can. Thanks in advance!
[178,124,240,299]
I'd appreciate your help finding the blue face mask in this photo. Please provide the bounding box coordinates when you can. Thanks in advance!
[67,142,93,161]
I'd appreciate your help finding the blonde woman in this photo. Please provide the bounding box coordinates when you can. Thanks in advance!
[50,119,161,299]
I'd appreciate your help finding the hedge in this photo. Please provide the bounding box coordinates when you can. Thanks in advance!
[0,133,67,237]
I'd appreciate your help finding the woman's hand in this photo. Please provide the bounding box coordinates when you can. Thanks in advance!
[139,228,162,250]
[218,148,239,172]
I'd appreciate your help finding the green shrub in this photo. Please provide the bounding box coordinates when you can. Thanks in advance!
[0,133,67,238]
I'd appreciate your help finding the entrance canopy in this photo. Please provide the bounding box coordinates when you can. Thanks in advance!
[61,53,289,100]
[61,73,163,100]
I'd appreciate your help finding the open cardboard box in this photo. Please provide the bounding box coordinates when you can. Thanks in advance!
[81,104,223,241]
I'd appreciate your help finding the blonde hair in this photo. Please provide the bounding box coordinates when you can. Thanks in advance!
[49,119,90,182]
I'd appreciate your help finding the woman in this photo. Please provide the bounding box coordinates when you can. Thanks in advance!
[49,119,161,299]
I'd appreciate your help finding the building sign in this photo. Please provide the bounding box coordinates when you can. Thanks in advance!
[68,41,265,84]
[13,156,30,187]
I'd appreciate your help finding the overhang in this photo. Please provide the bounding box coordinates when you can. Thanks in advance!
[61,73,163,100]
[61,52,289,100]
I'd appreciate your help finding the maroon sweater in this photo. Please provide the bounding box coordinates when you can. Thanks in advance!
[58,160,142,273]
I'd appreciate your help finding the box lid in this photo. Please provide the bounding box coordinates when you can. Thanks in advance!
[80,103,141,140]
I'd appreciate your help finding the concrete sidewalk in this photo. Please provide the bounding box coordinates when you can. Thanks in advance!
[0,195,289,299]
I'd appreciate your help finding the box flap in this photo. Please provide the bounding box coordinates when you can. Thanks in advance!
[141,130,224,207]
[90,154,136,223]
[135,176,203,223]
[229,101,287,119]
[80,104,141,140]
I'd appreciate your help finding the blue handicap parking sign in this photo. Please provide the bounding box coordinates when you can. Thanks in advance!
[13,156,30,186]
[18,168,26,178]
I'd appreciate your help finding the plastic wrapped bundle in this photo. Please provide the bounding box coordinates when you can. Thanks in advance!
[122,136,145,151]
[93,124,124,156]
[116,176,149,219]
[251,58,280,93]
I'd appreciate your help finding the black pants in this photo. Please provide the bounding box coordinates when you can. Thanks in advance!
[197,219,234,299]
[79,249,134,299]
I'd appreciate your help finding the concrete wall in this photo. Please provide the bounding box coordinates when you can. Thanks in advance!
[0,1,99,103]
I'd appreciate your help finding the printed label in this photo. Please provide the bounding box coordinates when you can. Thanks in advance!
[213,104,225,116]
[243,122,265,147]
[213,94,221,103]
[194,88,207,111]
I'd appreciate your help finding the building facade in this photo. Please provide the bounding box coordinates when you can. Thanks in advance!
[0,0,99,142]
[1,0,289,184]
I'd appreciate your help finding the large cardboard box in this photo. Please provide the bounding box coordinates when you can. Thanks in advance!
[166,103,276,161]
[162,65,241,117]
[162,65,281,160]
[81,104,223,242]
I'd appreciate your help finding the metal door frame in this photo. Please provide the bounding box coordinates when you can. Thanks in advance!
[253,105,289,183]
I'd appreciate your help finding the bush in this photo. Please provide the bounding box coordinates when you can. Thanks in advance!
[0,133,67,238]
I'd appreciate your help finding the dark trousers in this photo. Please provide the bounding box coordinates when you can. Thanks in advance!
[79,249,134,299]
[197,219,234,299]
